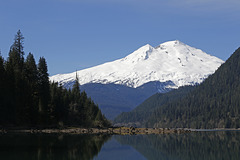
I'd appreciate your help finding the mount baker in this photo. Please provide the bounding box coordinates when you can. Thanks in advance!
[50,40,224,119]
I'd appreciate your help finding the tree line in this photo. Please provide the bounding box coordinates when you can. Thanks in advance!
[0,30,111,128]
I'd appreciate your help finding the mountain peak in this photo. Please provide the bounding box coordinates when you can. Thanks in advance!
[166,39,182,44]
[122,44,154,62]
[132,44,154,55]
[141,43,152,48]
[160,40,184,46]
[50,41,224,89]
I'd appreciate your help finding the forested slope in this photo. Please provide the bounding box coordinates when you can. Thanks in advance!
[114,86,195,127]
[146,48,240,128]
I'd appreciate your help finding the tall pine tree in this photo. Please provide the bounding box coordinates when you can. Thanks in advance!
[11,30,24,60]
[0,54,6,124]
[37,57,50,125]
[5,30,26,125]
[24,53,39,125]
[69,72,83,125]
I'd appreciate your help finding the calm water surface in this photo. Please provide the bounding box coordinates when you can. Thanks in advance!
[0,131,239,160]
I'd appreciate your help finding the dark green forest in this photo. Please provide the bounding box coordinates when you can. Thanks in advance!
[147,48,240,128]
[0,30,110,128]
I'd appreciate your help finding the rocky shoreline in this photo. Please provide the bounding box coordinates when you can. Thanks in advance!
[0,127,193,135]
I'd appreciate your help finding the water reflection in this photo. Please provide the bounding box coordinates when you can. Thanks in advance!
[115,131,240,160]
[0,134,111,160]
[94,138,146,160]
[0,131,240,160]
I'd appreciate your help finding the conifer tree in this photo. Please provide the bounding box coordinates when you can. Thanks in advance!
[24,53,39,125]
[0,53,5,91]
[5,31,26,125]
[37,57,50,125]
[72,72,81,102]
[0,54,6,123]
[49,82,69,126]
[9,30,25,75]
[69,72,83,124]
[4,50,15,124]
[11,30,24,59]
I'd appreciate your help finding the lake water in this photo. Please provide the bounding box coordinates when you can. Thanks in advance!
[0,131,239,160]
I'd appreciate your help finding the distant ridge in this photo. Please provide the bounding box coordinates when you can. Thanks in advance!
[114,85,195,127]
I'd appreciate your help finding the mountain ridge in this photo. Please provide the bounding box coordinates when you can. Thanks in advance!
[50,40,224,89]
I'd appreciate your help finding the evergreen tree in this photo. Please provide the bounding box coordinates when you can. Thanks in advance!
[4,50,15,124]
[49,82,69,126]
[72,72,81,104]
[5,31,26,125]
[69,73,83,125]
[0,54,6,124]
[24,53,39,125]
[37,57,50,125]
[0,53,5,89]
[11,30,24,59]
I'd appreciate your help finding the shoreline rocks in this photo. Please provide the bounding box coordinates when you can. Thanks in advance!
[0,127,193,135]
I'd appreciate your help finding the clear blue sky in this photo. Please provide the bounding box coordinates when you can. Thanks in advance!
[1,0,240,75]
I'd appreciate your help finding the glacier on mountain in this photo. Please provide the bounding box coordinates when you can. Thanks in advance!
[50,40,224,89]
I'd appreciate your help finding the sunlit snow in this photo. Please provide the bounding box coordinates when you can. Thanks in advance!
[50,40,224,89]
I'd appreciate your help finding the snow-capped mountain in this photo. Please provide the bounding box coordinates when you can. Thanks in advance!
[50,40,224,89]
